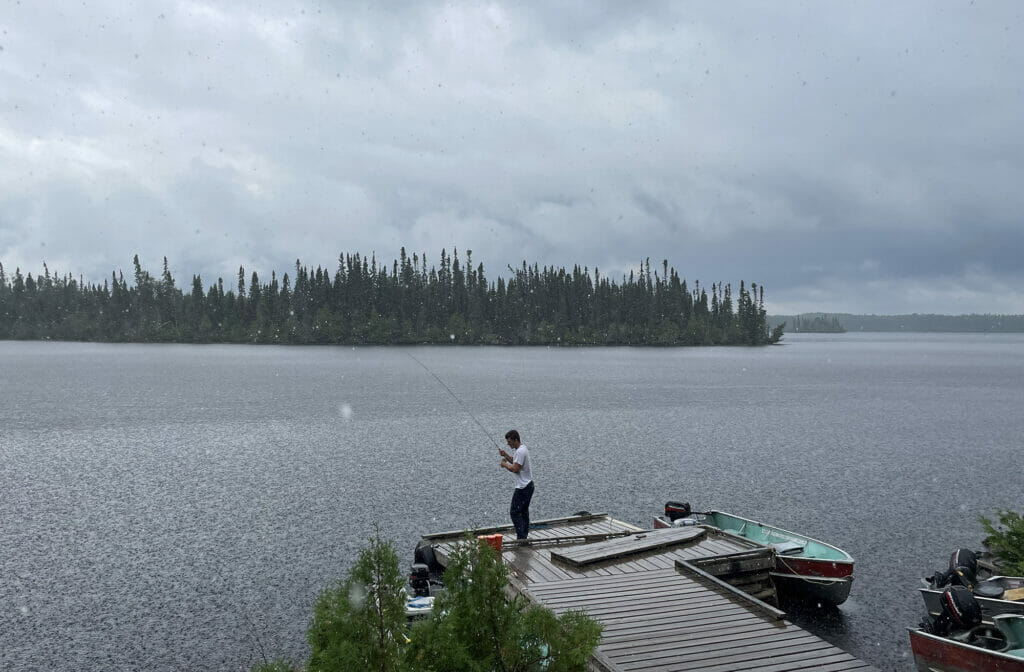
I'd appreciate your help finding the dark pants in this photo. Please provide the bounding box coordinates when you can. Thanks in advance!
[510,481,535,539]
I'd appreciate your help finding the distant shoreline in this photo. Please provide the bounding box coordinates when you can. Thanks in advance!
[769,313,1024,333]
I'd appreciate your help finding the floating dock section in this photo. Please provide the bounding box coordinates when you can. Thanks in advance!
[421,512,876,672]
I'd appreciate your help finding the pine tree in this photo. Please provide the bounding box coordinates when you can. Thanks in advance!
[307,530,408,672]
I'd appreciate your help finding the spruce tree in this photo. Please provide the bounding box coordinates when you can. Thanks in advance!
[307,530,408,672]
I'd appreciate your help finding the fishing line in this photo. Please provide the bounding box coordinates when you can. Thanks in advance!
[406,350,500,449]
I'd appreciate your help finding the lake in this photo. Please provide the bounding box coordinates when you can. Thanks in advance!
[1,333,1022,671]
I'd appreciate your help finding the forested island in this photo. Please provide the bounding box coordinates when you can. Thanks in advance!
[0,251,782,346]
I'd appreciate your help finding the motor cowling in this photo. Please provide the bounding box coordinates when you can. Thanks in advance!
[948,548,978,587]
[665,501,692,521]
[413,540,445,575]
[409,563,431,597]
[926,547,979,590]
[922,585,983,637]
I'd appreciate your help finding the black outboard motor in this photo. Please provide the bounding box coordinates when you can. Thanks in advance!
[411,540,447,597]
[926,548,979,590]
[665,501,692,521]
[948,548,978,589]
[409,563,431,597]
[921,585,983,637]
[413,540,445,576]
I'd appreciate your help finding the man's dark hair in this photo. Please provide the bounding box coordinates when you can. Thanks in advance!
[505,429,520,442]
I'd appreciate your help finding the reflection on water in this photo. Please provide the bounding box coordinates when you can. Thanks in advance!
[783,597,850,639]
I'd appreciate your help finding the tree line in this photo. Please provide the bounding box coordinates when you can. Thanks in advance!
[0,250,782,346]
[788,314,846,333]
[826,313,1024,333]
[768,312,1024,333]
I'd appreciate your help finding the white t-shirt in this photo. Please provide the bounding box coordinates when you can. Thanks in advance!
[513,445,532,489]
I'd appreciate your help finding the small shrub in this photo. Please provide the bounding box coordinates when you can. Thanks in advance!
[307,529,408,672]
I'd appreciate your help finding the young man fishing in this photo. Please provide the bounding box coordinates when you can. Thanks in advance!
[498,429,534,540]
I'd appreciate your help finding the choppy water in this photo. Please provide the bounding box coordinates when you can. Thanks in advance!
[2,334,1022,671]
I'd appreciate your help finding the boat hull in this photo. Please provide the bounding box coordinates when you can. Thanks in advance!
[651,515,673,530]
[773,570,853,606]
[909,628,1024,672]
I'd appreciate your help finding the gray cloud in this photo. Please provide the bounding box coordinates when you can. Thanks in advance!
[2,1,1023,314]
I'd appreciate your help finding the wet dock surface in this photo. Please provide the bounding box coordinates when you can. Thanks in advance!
[423,513,876,671]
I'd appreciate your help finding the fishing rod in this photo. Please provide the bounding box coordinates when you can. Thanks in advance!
[406,350,500,450]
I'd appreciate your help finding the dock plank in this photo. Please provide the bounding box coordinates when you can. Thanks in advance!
[549,527,706,567]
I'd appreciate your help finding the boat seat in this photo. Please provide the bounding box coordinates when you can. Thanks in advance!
[975,579,1006,599]
[993,614,1024,657]
[770,540,805,556]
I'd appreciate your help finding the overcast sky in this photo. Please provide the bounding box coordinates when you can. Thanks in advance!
[3,2,1022,315]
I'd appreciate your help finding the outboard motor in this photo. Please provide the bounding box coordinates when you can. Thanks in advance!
[926,548,979,590]
[413,540,445,576]
[948,548,979,589]
[921,585,983,637]
[665,501,692,521]
[409,563,431,597]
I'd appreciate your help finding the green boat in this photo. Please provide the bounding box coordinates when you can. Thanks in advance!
[655,502,855,605]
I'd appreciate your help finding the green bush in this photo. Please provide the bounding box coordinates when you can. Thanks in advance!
[307,530,409,672]
[270,532,603,672]
[980,509,1024,575]
[406,538,601,672]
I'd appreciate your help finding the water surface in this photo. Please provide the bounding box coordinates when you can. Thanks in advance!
[1,333,1022,671]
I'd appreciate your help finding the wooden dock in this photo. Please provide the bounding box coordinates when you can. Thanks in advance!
[421,513,876,672]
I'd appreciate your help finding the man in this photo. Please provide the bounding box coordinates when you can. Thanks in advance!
[498,429,534,540]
